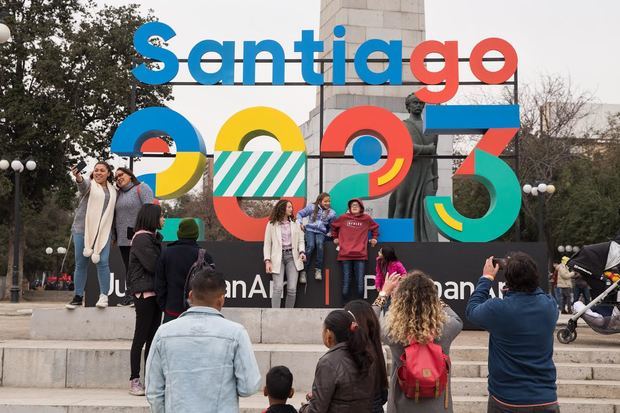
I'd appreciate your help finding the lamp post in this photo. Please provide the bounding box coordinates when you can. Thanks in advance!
[558,245,580,257]
[0,18,10,44]
[522,182,556,241]
[1,158,37,302]
[45,247,67,288]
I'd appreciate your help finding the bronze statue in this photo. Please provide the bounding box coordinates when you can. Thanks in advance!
[388,93,439,242]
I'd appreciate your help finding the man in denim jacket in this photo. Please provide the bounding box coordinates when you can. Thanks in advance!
[146,268,261,413]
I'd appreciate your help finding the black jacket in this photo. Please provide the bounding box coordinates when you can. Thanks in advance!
[301,342,376,413]
[154,239,214,316]
[264,405,298,413]
[126,232,162,295]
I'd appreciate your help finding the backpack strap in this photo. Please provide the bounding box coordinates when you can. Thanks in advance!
[197,248,206,263]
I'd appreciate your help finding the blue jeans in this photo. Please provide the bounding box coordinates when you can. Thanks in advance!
[73,232,111,296]
[341,260,366,302]
[305,231,325,270]
[573,285,591,304]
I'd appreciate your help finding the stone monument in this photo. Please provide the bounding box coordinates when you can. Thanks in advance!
[301,0,453,238]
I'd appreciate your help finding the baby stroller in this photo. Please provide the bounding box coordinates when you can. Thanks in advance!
[556,237,620,344]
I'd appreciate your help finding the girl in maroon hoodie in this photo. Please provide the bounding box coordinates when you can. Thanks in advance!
[331,199,379,303]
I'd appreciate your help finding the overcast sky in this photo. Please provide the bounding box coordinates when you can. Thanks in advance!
[96,0,620,175]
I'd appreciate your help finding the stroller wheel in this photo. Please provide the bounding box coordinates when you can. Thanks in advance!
[557,328,577,344]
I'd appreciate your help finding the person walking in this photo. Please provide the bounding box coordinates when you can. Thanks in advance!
[557,256,575,314]
[126,204,164,396]
[66,161,117,309]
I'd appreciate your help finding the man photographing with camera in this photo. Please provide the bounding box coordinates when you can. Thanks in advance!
[466,253,559,413]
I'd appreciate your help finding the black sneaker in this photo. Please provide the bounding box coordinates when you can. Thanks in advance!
[65,295,83,310]
[117,295,134,307]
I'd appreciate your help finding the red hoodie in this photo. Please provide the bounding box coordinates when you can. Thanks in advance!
[331,199,379,261]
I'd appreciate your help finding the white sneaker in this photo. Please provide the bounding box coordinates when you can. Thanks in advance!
[95,294,108,308]
[315,268,322,280]
[299,271,307,284]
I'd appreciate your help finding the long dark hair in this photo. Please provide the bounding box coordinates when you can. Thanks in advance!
[324,309,373,376]
[268,200,295,224]
[90,161,114,184]
[379,246,398,275]
[344,300,388,391]
[312,192,330,222]
[134,204,162,232]
[116,167,140,185]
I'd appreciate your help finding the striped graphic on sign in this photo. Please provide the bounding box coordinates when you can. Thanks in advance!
[214,151,306,197]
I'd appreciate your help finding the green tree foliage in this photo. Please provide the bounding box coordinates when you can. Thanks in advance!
[0,0,172,297]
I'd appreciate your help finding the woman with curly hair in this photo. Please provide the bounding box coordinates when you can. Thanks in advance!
[263,200,306,308]
[373,271,463,413]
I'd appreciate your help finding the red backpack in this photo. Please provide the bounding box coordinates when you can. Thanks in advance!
[397,339,450,406]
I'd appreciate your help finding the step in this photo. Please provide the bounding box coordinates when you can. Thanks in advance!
[0,340,326,392]
[453,396,620,413]
[452,361,620,380]
[0,387,305,413]
[451,345,620,364]
[453,377,620,399]
[30,308,333,343]
[3,340,620,394]
[0,388,619,413]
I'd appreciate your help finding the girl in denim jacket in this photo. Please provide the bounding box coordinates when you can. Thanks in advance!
[296,193,336,283]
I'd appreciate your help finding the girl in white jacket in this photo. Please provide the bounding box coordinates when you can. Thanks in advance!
[263,200,306,308]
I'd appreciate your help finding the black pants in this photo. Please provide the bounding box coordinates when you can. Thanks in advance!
[162,312,178,324]
[119,246,131,273]
[130,295,162,380]
[487,397,560,413]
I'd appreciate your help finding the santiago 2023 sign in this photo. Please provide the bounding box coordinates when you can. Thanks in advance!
[110,22,521,243]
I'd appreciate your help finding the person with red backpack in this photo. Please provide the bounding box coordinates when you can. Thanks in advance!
[154,218,214,323]
[373,271,463,413]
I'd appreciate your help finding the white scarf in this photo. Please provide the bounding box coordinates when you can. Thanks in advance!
[83,180,117,264]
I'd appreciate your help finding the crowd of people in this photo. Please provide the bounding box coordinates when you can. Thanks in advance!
[65,162,561,412]
[145,253,559,413]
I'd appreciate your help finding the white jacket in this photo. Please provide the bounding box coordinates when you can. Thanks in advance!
[557,264,575,288]
[263,220,305,274]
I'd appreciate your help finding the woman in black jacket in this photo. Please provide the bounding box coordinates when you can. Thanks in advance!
[301,309,376,413]
[126,204,164,396]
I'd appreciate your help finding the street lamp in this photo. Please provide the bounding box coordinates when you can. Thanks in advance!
[45,246,68,287]
[0,22,10,44]
[558,245,580,255]
[522,182,556,241]
[2,157,37,303]
[0,8,10,44]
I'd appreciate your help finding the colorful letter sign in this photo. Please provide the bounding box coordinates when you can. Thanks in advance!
[212,107,307,241]
[423,105,521,242]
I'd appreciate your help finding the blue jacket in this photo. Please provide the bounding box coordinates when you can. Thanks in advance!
[145,306,261,413]
[466,277,558,405]
[296,203,336,235]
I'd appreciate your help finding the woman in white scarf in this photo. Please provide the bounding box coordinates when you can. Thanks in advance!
[66,161,118,309]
